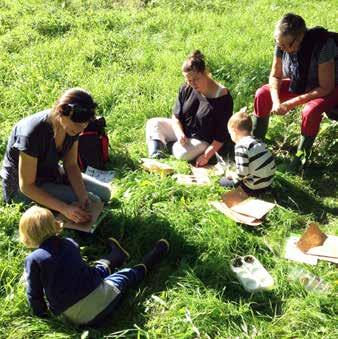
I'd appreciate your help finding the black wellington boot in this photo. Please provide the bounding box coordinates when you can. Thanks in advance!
[326,105,338,121]
[96,238,130,270]
[138,239,170,273]
[147,139,166,159]
[288,135,316,173]
[252,115,270,140]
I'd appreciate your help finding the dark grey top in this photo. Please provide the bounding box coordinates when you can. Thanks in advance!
[275,38,338,91]
[172,84,233,144]
[0,110,78,201]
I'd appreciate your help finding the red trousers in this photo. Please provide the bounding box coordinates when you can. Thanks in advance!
[254,79,338,137]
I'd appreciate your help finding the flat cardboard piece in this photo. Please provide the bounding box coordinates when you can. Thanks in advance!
[211,186,275,226]
[57,199,104,233]
[222,186,249,208]
[284,236,318,265]
[285,235,338,265]
[307,235,338,259]
[175,174,210,186]
[297,223,327,252]
[210,201,261,226]
[231,199,276,220]
[313,255,338,264]
[190,164,224,177]
[141,158,174,175]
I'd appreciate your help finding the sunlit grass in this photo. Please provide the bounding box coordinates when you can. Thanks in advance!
[0,0,337,337]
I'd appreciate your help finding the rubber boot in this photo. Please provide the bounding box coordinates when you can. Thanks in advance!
[96,238,130,270]
[289,135,315,172]
[252,115,270,140]
[136,239,170,273]
[326,105,338,121]
[166,141,175,154]
[147,139,166,159]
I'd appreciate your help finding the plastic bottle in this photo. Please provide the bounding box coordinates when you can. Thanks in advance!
[288,267,330,293]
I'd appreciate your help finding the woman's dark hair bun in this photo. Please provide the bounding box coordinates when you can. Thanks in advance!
[191,50,205,61]
[182,49,206,73]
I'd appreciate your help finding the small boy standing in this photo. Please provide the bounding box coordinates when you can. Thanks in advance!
[19,206,169,325]
[219,111,276,194]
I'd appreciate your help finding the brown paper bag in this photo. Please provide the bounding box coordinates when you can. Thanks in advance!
[297,223,327,253]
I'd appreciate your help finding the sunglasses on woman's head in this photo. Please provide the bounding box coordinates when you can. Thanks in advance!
[67,103,96,123]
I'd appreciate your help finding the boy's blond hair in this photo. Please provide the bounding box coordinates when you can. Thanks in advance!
[228,111,253,133]
[19,206,58,248]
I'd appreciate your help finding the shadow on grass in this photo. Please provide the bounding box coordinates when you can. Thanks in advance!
[108,149,137,175]
[302,163,338,198]
[271,168,338,222]
[59,211,200,335]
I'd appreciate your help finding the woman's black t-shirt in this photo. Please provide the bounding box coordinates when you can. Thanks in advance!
[172,84,233,144]
[0,110,78,201]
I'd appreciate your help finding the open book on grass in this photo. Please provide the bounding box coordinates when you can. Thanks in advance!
[56,199,107,233]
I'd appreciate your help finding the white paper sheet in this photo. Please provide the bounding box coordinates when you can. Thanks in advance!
[85,166,115,183]
[175,174,210,185]
[285,236,318,265]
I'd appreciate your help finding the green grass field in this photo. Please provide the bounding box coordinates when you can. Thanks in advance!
[0,0,337,338]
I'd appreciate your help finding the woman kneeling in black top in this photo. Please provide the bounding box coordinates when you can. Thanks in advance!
[146,50,233,167]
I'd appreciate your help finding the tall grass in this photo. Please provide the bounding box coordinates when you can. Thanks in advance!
[0,0,337,337]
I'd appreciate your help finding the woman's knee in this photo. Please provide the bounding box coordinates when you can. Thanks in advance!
[84,179,111,202]
[92,185,111,202]
[146,117,165,131]
[172,142,191,160]
[172,142,205,161]
[301,100,324,136]
[255,84,270,100]
[254,84,272,117]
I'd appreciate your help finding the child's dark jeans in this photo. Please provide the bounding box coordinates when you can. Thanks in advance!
[87,263,146,326]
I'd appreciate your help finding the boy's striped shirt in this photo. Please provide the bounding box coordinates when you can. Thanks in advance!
[235,135,276,190]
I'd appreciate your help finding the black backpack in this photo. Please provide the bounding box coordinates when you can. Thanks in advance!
[78,116,109,171]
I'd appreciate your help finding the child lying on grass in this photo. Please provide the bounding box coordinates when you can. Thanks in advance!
[19,206,169,325]
[219,111,276,195]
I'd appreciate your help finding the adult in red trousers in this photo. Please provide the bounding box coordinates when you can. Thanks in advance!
[253,13,338,170]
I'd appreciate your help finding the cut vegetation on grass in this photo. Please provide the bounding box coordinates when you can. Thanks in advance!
[0,0,337,338]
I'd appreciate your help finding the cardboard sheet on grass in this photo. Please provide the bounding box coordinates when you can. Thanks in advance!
[284,223,338,265]
[57,199,106,233]
[141,158,174,175]
[210,186,275,226]
[174,173,211,186]
[190,164,225,177]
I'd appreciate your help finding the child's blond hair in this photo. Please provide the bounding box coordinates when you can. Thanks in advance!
[228,111,253,133]
[19,206,58,248]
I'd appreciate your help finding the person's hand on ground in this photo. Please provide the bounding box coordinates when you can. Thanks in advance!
[195,154,209,167]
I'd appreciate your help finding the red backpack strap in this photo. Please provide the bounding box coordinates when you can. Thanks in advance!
[78,152,84,170]
[101,134,109,162]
